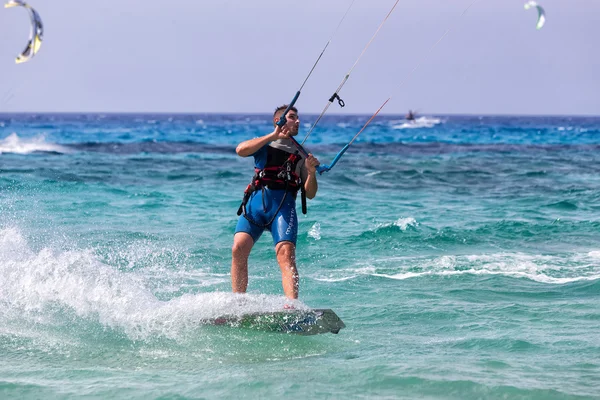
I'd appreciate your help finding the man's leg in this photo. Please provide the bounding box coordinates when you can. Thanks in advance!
[275,241,298,299]
[231,232,254,293]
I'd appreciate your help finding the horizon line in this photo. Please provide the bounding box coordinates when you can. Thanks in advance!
[0,111,599,118]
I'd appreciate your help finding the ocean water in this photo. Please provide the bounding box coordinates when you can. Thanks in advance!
[1,113,599,399]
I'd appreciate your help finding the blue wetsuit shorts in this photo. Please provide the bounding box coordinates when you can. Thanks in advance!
[235,188,298,245]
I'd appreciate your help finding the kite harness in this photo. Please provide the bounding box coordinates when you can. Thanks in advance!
[237,152,307,228]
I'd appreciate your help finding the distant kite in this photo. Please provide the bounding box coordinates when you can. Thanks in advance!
[4,0,44,63]
[524,1,546,30]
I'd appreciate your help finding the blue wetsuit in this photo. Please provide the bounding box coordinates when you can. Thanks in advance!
[235,140,307,245]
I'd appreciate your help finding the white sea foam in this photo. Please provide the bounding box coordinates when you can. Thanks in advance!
[365,171,382,177]
[374,216,418,231]
[311,266,375,282]
[372,269,599,284]
[308,252,600,285]
[0,133,69,154]
[312,275,357,283]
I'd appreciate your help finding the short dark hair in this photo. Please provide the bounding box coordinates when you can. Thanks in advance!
[273,104,298,118]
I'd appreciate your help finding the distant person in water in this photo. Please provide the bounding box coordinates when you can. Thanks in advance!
[406,110,417,121]
[231,105,320,300]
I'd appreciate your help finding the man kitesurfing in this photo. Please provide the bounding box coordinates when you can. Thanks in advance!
[232,106,319,301]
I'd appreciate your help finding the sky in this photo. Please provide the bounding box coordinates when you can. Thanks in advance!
[0,0,598,116]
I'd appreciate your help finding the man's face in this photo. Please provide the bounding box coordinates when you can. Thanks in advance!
[274,110,300,136]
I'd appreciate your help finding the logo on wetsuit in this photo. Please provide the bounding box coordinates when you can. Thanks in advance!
[285,207,296,235]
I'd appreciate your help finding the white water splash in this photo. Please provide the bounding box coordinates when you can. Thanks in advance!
[392,116,442,130]
[394,217,419,231]
[0,228,307,341]
[0,133,69,154]
[374,217,419,231]
[308,222,321,240]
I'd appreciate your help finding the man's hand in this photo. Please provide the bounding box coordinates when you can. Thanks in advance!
[270,124,293,141]
[305,153,320,174]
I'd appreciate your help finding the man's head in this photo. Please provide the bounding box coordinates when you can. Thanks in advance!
[273,104,299,136]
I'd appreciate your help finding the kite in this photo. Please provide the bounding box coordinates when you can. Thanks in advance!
[4,0,44,63]
[524,1,546,30]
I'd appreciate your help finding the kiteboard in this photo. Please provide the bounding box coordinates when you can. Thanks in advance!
[209,308,345,335]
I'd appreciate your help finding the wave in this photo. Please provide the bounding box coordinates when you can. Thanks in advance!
[544,200,578,210]
[357,218,600,246]
[309,252,600,285]
[373,217,419,232]
[0,133,70,154]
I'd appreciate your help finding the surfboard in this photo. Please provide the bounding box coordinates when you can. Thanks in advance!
[209,308,345,335]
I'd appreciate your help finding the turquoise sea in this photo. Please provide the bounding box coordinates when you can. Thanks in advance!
[1,113,599,399]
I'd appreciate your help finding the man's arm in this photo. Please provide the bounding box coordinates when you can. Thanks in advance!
[236,125,290,157]
[236,133,275,157]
